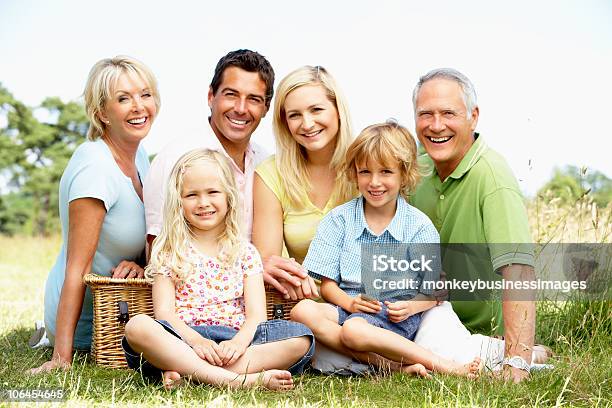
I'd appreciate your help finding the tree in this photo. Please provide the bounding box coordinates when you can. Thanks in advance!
[539,165,612,208]
[0,84,88,235]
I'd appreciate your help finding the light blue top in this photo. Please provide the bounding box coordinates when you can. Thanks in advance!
[44,139,149,349]
[303,196,441,300]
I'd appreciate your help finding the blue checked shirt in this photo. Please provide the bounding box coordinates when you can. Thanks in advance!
[303,196,441,299]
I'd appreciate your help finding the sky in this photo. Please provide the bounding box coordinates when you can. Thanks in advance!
[1,0,611,196]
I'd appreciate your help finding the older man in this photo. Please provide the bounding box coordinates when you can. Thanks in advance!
[410,68,536,383]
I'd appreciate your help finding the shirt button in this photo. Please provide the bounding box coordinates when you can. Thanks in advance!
[439,194,445,200]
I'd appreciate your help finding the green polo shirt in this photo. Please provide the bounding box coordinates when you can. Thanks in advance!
[411,135,533,334]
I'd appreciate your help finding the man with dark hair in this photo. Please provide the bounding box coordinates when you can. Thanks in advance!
[144,49,274,244]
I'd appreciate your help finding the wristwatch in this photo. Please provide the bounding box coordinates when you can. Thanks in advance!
[502,356,531,373]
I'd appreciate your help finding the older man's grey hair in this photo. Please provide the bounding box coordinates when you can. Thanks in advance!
[412,68,478,118]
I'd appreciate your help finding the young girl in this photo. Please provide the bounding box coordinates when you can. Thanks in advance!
[291,122,482,378]
[123,149,314,390]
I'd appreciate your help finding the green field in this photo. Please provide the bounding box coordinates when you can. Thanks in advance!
[1,199,611,407]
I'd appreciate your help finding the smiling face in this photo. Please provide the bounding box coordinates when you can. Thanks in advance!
[356,159,402,215]
[99,72,157,143]
[283,84,339,157]
[208,66,268,150]
[181,162,228,238]
[415,78,479,180]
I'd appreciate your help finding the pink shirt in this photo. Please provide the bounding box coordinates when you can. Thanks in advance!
[143,121,269,239]
[158,242,262,329]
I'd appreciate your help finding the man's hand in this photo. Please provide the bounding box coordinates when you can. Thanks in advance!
[348,295,382,314]
[384,300,418,323]
[262,256,318,300]
[501,365,529,383]
[432,270,448,302]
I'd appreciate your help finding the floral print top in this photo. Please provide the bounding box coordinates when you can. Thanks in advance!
[158,242,263,329]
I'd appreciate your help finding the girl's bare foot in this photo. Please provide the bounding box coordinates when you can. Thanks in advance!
[532,344,552,364]
[401,363,431,378]
[162,370,182,390]
[255,370,294,391]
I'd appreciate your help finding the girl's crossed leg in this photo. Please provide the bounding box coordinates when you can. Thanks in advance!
[123,314,312,390]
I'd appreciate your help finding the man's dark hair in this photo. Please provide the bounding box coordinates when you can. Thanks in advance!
[210,49,275,109]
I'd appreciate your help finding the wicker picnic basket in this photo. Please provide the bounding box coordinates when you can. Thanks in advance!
[84,274,154,368]
[264,284,300,320]
[84,275,300,368]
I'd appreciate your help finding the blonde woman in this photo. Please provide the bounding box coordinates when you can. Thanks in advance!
[30,56,160,374]
[253,65,355,300]
[122,149,313,390]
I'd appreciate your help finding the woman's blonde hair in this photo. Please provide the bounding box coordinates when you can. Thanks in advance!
[272,65,354,209]
[83,55,161,141]
[146,149,242,282]
[342,121,421,199]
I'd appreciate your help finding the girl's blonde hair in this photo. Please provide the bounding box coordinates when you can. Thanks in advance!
[342,121,421,199]
[146,149,242,281]
[83,55,161,141]
[272,65,355,209]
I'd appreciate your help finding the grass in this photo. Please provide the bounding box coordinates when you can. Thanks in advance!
[1,198,611,407]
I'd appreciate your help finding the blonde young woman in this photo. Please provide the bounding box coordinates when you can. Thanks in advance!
[30,56,160,374]
[252,66,355,300]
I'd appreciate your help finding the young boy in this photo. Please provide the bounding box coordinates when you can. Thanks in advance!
[291,122,481,378]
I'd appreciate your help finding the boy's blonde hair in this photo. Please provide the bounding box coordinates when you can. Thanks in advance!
[146,149,242,281]
[273,65,355,209]
[342,121,421,200]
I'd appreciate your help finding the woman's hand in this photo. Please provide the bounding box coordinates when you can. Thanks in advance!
[348,294,382,314]
[111,260,144,279]
[27,353,71,375]
[263,256,318,300]
[191,338,223,366]
[218,339,248,366]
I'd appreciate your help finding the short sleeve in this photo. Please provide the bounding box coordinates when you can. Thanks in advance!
[482,188,534,270]
[67,161,119,211]
[241,243,264,277]
[143,151,174,237]
[255,156,284,204]
[410,222,441,296]
[302,211,346,283]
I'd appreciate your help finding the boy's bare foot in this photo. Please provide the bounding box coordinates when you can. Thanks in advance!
[440,357,482,378]
[401,363,431,378]
[256,370,294,391]
[162,370,182,390]
[532,344,552,364]
[464,357,482,379]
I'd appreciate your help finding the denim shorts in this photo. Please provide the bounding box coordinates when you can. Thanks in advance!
[337,305,422,341]
[122,319,314,380]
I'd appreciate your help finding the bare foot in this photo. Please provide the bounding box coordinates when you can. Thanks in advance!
[532,345,552,364]
[464,357,482,379]
[255,370,294,391]
[401,363,431,378]
[440,357,482,378]
[162,370,182,390]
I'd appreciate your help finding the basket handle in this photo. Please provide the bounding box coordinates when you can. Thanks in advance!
[272,304,284,319]
[118,301,129,323]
